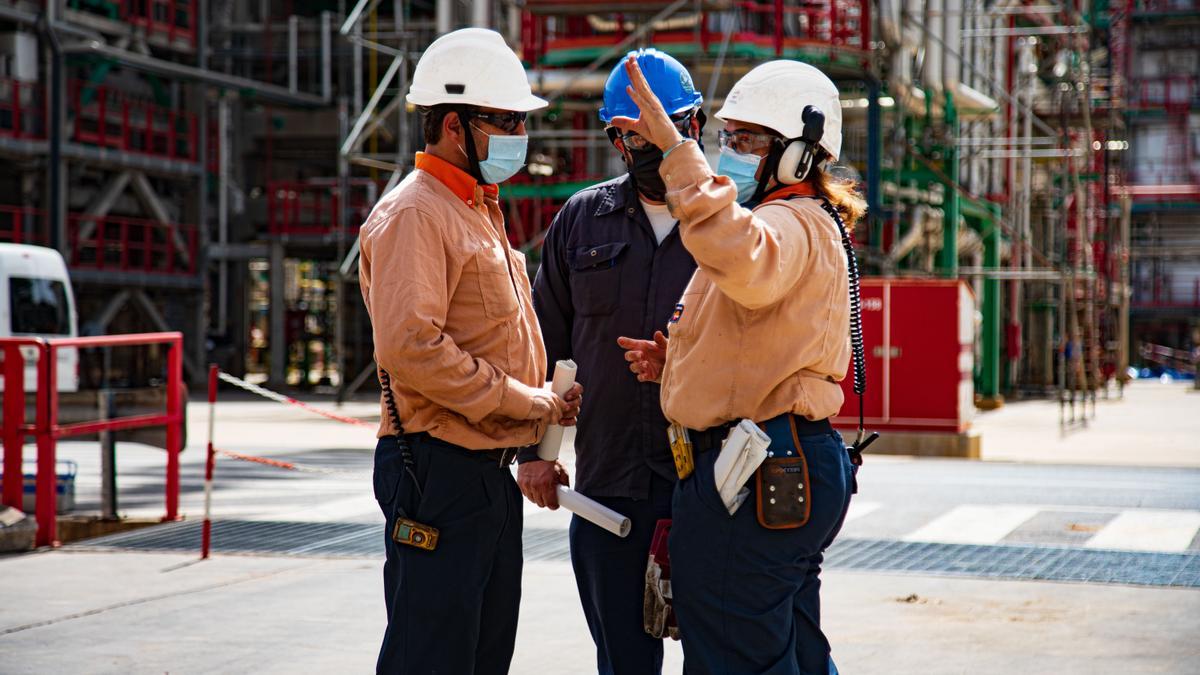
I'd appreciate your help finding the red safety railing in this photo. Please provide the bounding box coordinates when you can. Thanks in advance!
[1132,75,1197,112]
[523,0,869,66]
[0,206,198,276]
[0,205,42,244]
[124,0,197,45]
[267,179,376,237]
[69,1,197,46]
[1133,276,1200,309]
[69,212,199,276]
[0,78,45,140]
[71,80,200,163]
[1,333,185,547]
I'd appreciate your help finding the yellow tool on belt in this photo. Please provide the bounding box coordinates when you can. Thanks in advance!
[668,423,694,480]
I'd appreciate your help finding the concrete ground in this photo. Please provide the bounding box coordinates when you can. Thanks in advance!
[1,380,1198,673]
[1,551,1196,674]
[975,381,1200,468]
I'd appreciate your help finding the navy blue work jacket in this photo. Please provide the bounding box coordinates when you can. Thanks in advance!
[530,174,697,500]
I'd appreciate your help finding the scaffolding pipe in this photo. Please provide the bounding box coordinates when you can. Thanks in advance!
[288,15,299,93]
[473,0,489,28]
[438,0,453,33]
[336,97,351,404]
[60,41,329,106]
[217,96,231,334]
[341,54,405,156]
[322,12,333,100]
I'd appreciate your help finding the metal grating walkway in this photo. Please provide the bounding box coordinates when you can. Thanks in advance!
[70,520,1200,588]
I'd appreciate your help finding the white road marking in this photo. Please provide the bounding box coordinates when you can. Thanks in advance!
[844,501,882,523]
[1084,509,1200,552]
[903,505,1040,545]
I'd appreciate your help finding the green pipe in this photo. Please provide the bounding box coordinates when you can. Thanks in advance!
[938,90,960,277]
[979,204,1002,400]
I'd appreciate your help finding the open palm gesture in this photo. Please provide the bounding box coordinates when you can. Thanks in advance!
[606,57,685,152]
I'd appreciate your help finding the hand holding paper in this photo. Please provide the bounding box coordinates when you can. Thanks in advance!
[537,360,578,461]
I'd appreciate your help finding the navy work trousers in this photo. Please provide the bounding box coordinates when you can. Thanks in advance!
[373,434,523,675]
[569,473,675,675]
[669,418,855,675]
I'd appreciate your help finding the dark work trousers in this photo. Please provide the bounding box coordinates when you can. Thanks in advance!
[373,434,523,675]
[669,418,856,675]
[570,473,675,675]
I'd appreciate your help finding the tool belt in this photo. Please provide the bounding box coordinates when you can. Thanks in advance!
[690,416,831,455]
[684,415,832,530]
[404,432,520,467]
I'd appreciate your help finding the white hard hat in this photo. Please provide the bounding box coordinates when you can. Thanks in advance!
[406,28,547,112]
[716,60,843,161]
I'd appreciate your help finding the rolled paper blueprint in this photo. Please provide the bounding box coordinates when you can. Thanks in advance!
[557,485,631,538]
[537,359,579,461]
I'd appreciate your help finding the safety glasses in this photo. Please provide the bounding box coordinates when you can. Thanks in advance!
[470,110,528,134]
[614,111,697,151]
[718,129,781,155]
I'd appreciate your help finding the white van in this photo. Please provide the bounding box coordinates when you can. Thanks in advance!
[0,243,79,392]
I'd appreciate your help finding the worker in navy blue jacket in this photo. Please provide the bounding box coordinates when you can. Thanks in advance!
[518,49,704,674]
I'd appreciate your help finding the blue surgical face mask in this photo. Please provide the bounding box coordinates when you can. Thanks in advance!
[716,146,764,204]
[471,124,528,185]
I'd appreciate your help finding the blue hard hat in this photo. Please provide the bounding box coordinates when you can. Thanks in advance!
[598,48,703,123]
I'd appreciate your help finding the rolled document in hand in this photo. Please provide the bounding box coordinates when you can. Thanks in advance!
[557,485,631,538]
[537,360,579,461]
[713,419,771,515]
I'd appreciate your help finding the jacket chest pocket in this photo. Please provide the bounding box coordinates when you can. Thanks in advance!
[570,242,628,317]
[474,244,519,320]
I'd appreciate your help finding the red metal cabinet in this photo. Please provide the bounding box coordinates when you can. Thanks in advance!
[833,278,976,433]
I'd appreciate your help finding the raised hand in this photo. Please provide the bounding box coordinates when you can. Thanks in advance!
[617,331,670,383]
[605,57,685,152]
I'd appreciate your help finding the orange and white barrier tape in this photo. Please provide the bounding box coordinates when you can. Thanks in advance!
[216,371,375,428]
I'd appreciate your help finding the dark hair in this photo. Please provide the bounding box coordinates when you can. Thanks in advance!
[419,105,456,144]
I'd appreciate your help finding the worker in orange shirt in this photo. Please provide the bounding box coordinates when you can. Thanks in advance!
[358,28,582,675]
[615,57,865,674]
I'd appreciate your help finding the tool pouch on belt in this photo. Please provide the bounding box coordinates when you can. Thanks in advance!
[643,519,680,640]
[755,451,811,530]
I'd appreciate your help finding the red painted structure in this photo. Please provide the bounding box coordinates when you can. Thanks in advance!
[833,278,976,434]
[71,80,201,162]
[267,179,376,237]
[521,0,869,65]
[0,206,198,276]
[1,332,185,547]
[0,78,200,163]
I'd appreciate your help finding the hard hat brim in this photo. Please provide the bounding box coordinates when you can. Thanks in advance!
[406,91,549,112]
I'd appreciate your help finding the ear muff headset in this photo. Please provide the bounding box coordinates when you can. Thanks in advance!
[776,105,825,185]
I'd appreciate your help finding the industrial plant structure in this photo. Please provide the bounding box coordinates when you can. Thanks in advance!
[0,1,1195,426]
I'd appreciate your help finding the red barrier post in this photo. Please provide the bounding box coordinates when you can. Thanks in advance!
[202,364,217,559]
[2,344,24,508]
[164,336,182,522]
[35,342,57,546]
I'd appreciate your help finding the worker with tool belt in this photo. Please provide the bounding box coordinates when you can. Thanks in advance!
[358,28,582,675]
[615,58,865,674]
[521,48,702,674]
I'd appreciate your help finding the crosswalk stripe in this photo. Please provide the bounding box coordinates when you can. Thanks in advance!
[903,505,1040,545]
[1084,509,1200,552]
[844,501,882,523]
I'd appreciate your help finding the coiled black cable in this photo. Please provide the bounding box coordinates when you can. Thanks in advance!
[378,367,423,498]
[792,196,877,458]
[814,199,866,401]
